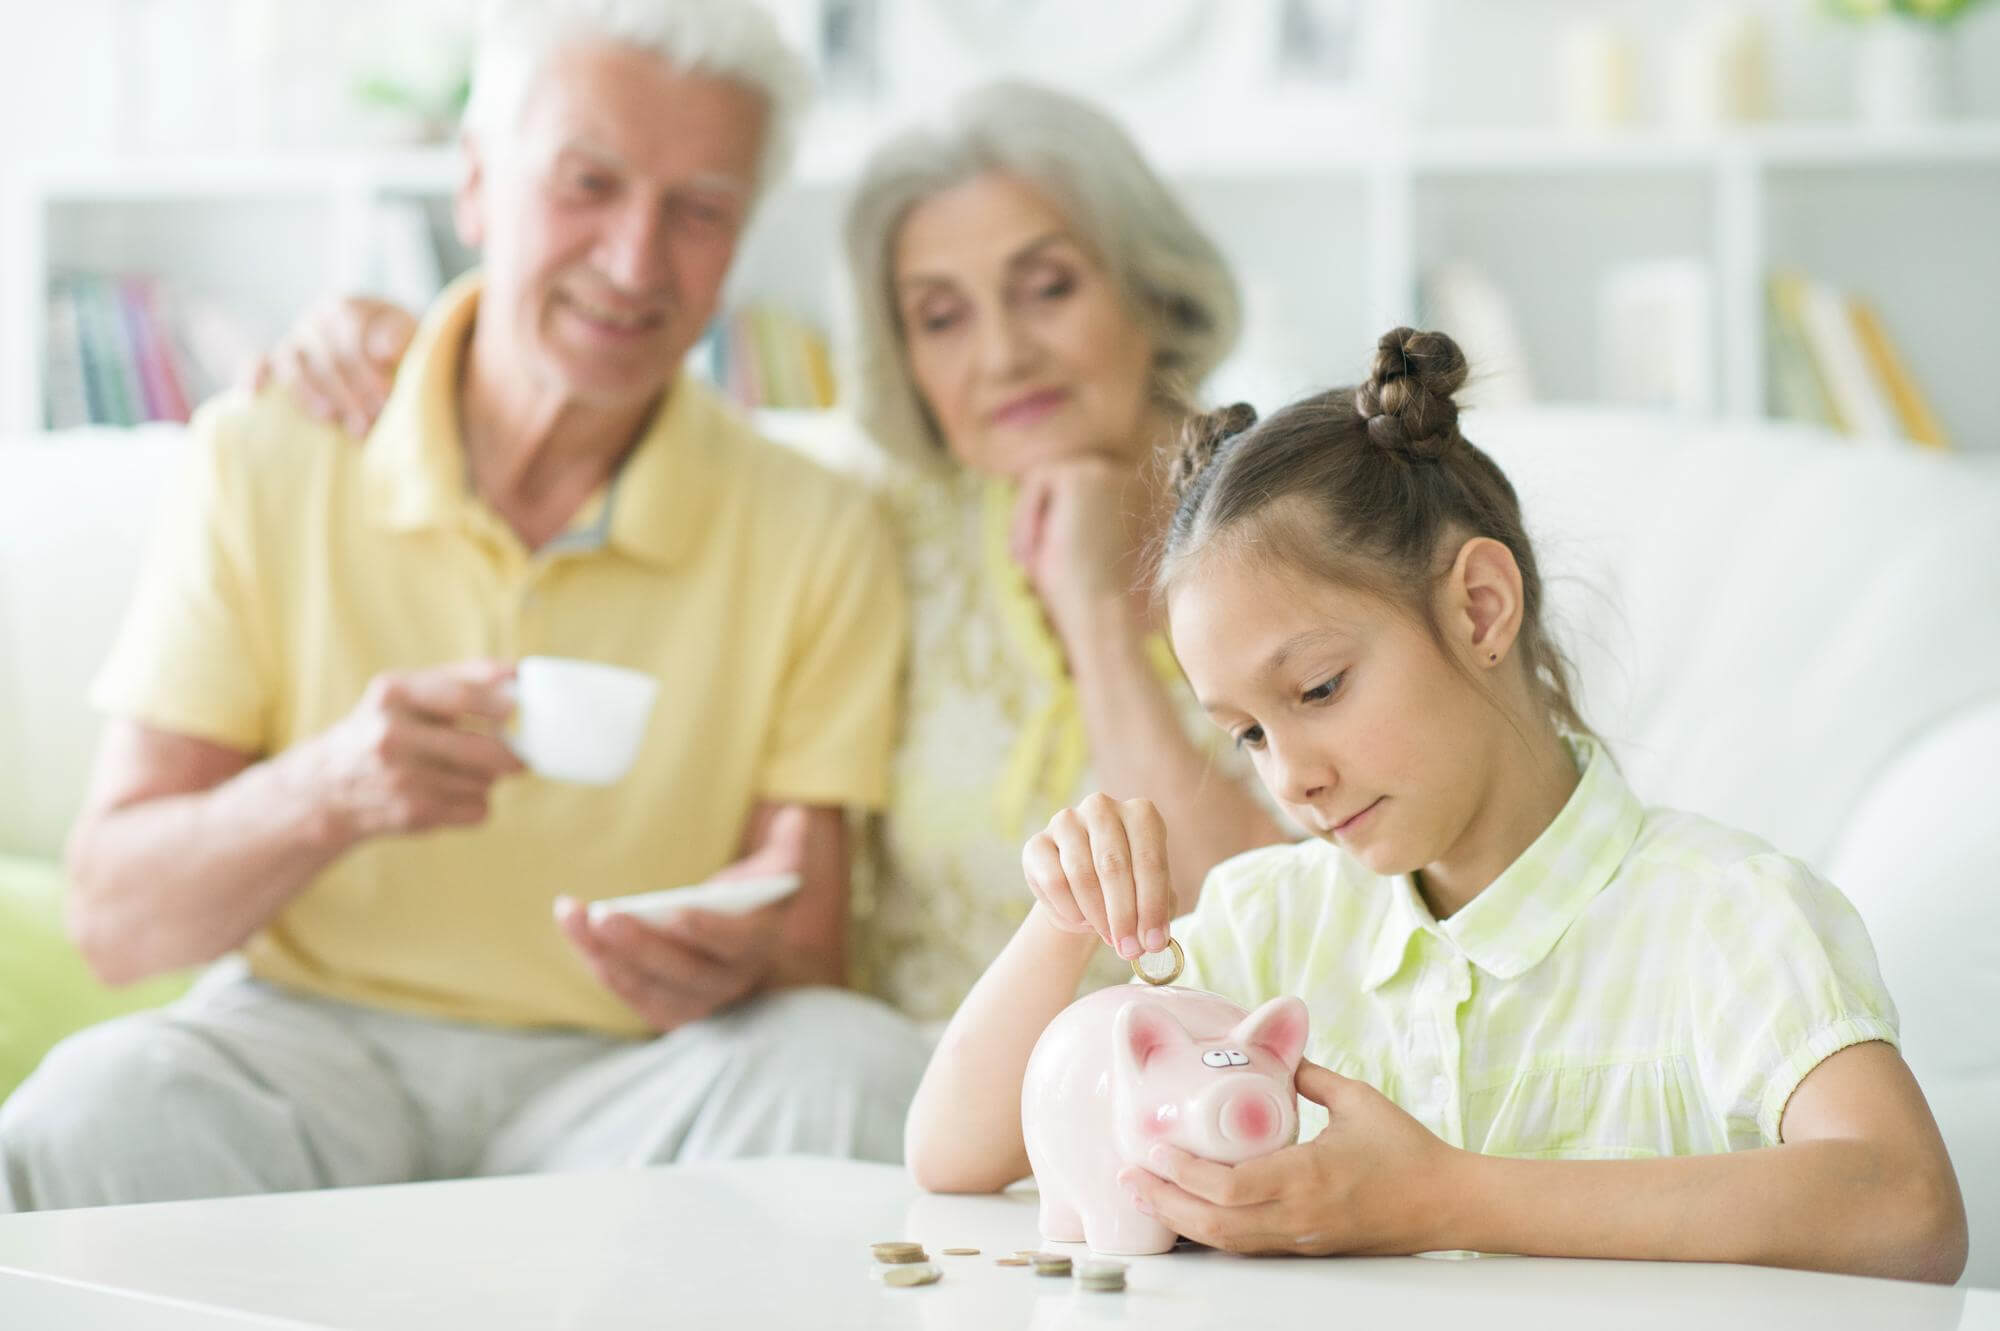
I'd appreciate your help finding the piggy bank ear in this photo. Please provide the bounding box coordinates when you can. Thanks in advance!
[1113,1000,1195,1079]
[1229,996,1309,1073]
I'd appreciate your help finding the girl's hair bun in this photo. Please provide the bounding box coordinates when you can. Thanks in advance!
[1168,401,1258,501]
[1355,327,1469,461]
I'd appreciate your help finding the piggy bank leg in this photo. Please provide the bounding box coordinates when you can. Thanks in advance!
[1082,1199,1178,1256]
[1038,1188,1086,1244]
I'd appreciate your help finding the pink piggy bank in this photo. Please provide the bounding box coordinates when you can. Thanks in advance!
[1021,983,1308,1255]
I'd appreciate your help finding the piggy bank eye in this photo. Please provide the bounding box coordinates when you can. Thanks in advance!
[1227,1050,1250,1066]
[1201,1050,1231,1068]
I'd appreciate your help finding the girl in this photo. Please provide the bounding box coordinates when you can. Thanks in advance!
[904,328,1967,1283]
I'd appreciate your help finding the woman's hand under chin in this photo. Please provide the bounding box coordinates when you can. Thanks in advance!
[1009,454,1159,651]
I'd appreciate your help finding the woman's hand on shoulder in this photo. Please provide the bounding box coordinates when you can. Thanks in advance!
[1022,792,1179,960]
[242,295,417,438]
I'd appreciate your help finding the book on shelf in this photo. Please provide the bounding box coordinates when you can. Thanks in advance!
[43,272,255,431]
[1766,270,1951,450]
[688,304,837,412]
[1597,257,1715,414]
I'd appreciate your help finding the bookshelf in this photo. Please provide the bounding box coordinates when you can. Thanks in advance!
[8,121,1998,447]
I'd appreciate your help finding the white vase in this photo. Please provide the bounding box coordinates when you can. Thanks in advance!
[1856,19,1956,127]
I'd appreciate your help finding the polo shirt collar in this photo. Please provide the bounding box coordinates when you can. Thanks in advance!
[362,273,480,534]
[1360,737,1643,990]
[362,271,720,570]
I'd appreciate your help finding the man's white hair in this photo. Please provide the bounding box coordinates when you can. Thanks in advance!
[463,0,812,196]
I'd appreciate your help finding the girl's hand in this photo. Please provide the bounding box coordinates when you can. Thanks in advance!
[1116,1060,1466,1255]
[1022,792,1178,960]
[242,295,417,438]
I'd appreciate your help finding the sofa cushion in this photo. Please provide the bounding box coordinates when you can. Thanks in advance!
[0,853,190,1102]
[0,428,186,860]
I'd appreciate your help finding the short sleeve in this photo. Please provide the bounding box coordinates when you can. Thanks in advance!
[755,487,906,809]
[1689,853,1901,1147]
[89,400,274,751]
[1175,848,1288,1009]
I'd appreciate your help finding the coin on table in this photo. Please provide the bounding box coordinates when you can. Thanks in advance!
[881,1263,941,1288]
[1011,1250,1045,1260]
[1074,1259,1128,1291]
[1131,936,1184,986]
[1032,1255,1073,1277]
[941,1247,979,1256]
[872,1242,928,1264]
[995,1257,1030,1267]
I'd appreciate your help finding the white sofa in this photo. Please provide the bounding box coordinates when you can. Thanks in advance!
[2,410,1997,1284]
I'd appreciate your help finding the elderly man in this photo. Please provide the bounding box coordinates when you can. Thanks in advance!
[0,0,925,1211]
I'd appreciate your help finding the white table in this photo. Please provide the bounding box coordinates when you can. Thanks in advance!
[0,1158,1991,1330]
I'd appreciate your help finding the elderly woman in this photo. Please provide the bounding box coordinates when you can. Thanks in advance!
[254,81,1286,1024]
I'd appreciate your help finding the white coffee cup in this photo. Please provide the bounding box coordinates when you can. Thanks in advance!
[509,656,658,785]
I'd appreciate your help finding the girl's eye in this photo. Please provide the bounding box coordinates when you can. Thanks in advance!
[916,307,964,334]
[1302,673,1345,704]
[1234,724,1266,751]
[1031,275,1074,302]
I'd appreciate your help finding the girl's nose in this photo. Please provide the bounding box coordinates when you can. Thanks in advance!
[1268,736,1332,806]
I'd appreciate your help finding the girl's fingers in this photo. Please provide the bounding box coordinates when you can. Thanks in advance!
[1047,808,1113,945]
[1136,1143,1284,1208]
[1121,798,1174,952]
[1077,793,1140,958]
[1024,833,1090,933]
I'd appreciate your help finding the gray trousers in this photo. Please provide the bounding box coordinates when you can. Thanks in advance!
[0,964,929,1212]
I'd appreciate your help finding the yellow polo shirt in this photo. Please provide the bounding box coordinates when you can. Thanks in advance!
[92,276,905,1034]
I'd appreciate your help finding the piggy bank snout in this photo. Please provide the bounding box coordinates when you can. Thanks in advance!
[1218,1087,1284,1145]
[1189,1075,1295,1159]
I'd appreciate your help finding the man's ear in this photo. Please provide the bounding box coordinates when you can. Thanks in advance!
[1444,536,1526,670]
[454,132,487,251]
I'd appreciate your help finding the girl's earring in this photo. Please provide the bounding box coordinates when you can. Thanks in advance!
[1488,653,1497,663]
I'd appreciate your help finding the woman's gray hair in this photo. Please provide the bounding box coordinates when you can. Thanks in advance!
[463,0,812,197]
[842,81,1243,467]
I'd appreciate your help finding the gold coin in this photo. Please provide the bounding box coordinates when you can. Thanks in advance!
[881,1263,941,1287]
[941,1247,979,1256]
[872,1242,928,1264]
[1131,936,1184,986]
[1074,1259,1129,1290]
[1032,1256,1073,1277]
[996,1257,1030,1267]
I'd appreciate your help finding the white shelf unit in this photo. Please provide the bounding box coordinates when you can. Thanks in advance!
[9,123,1999,445]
